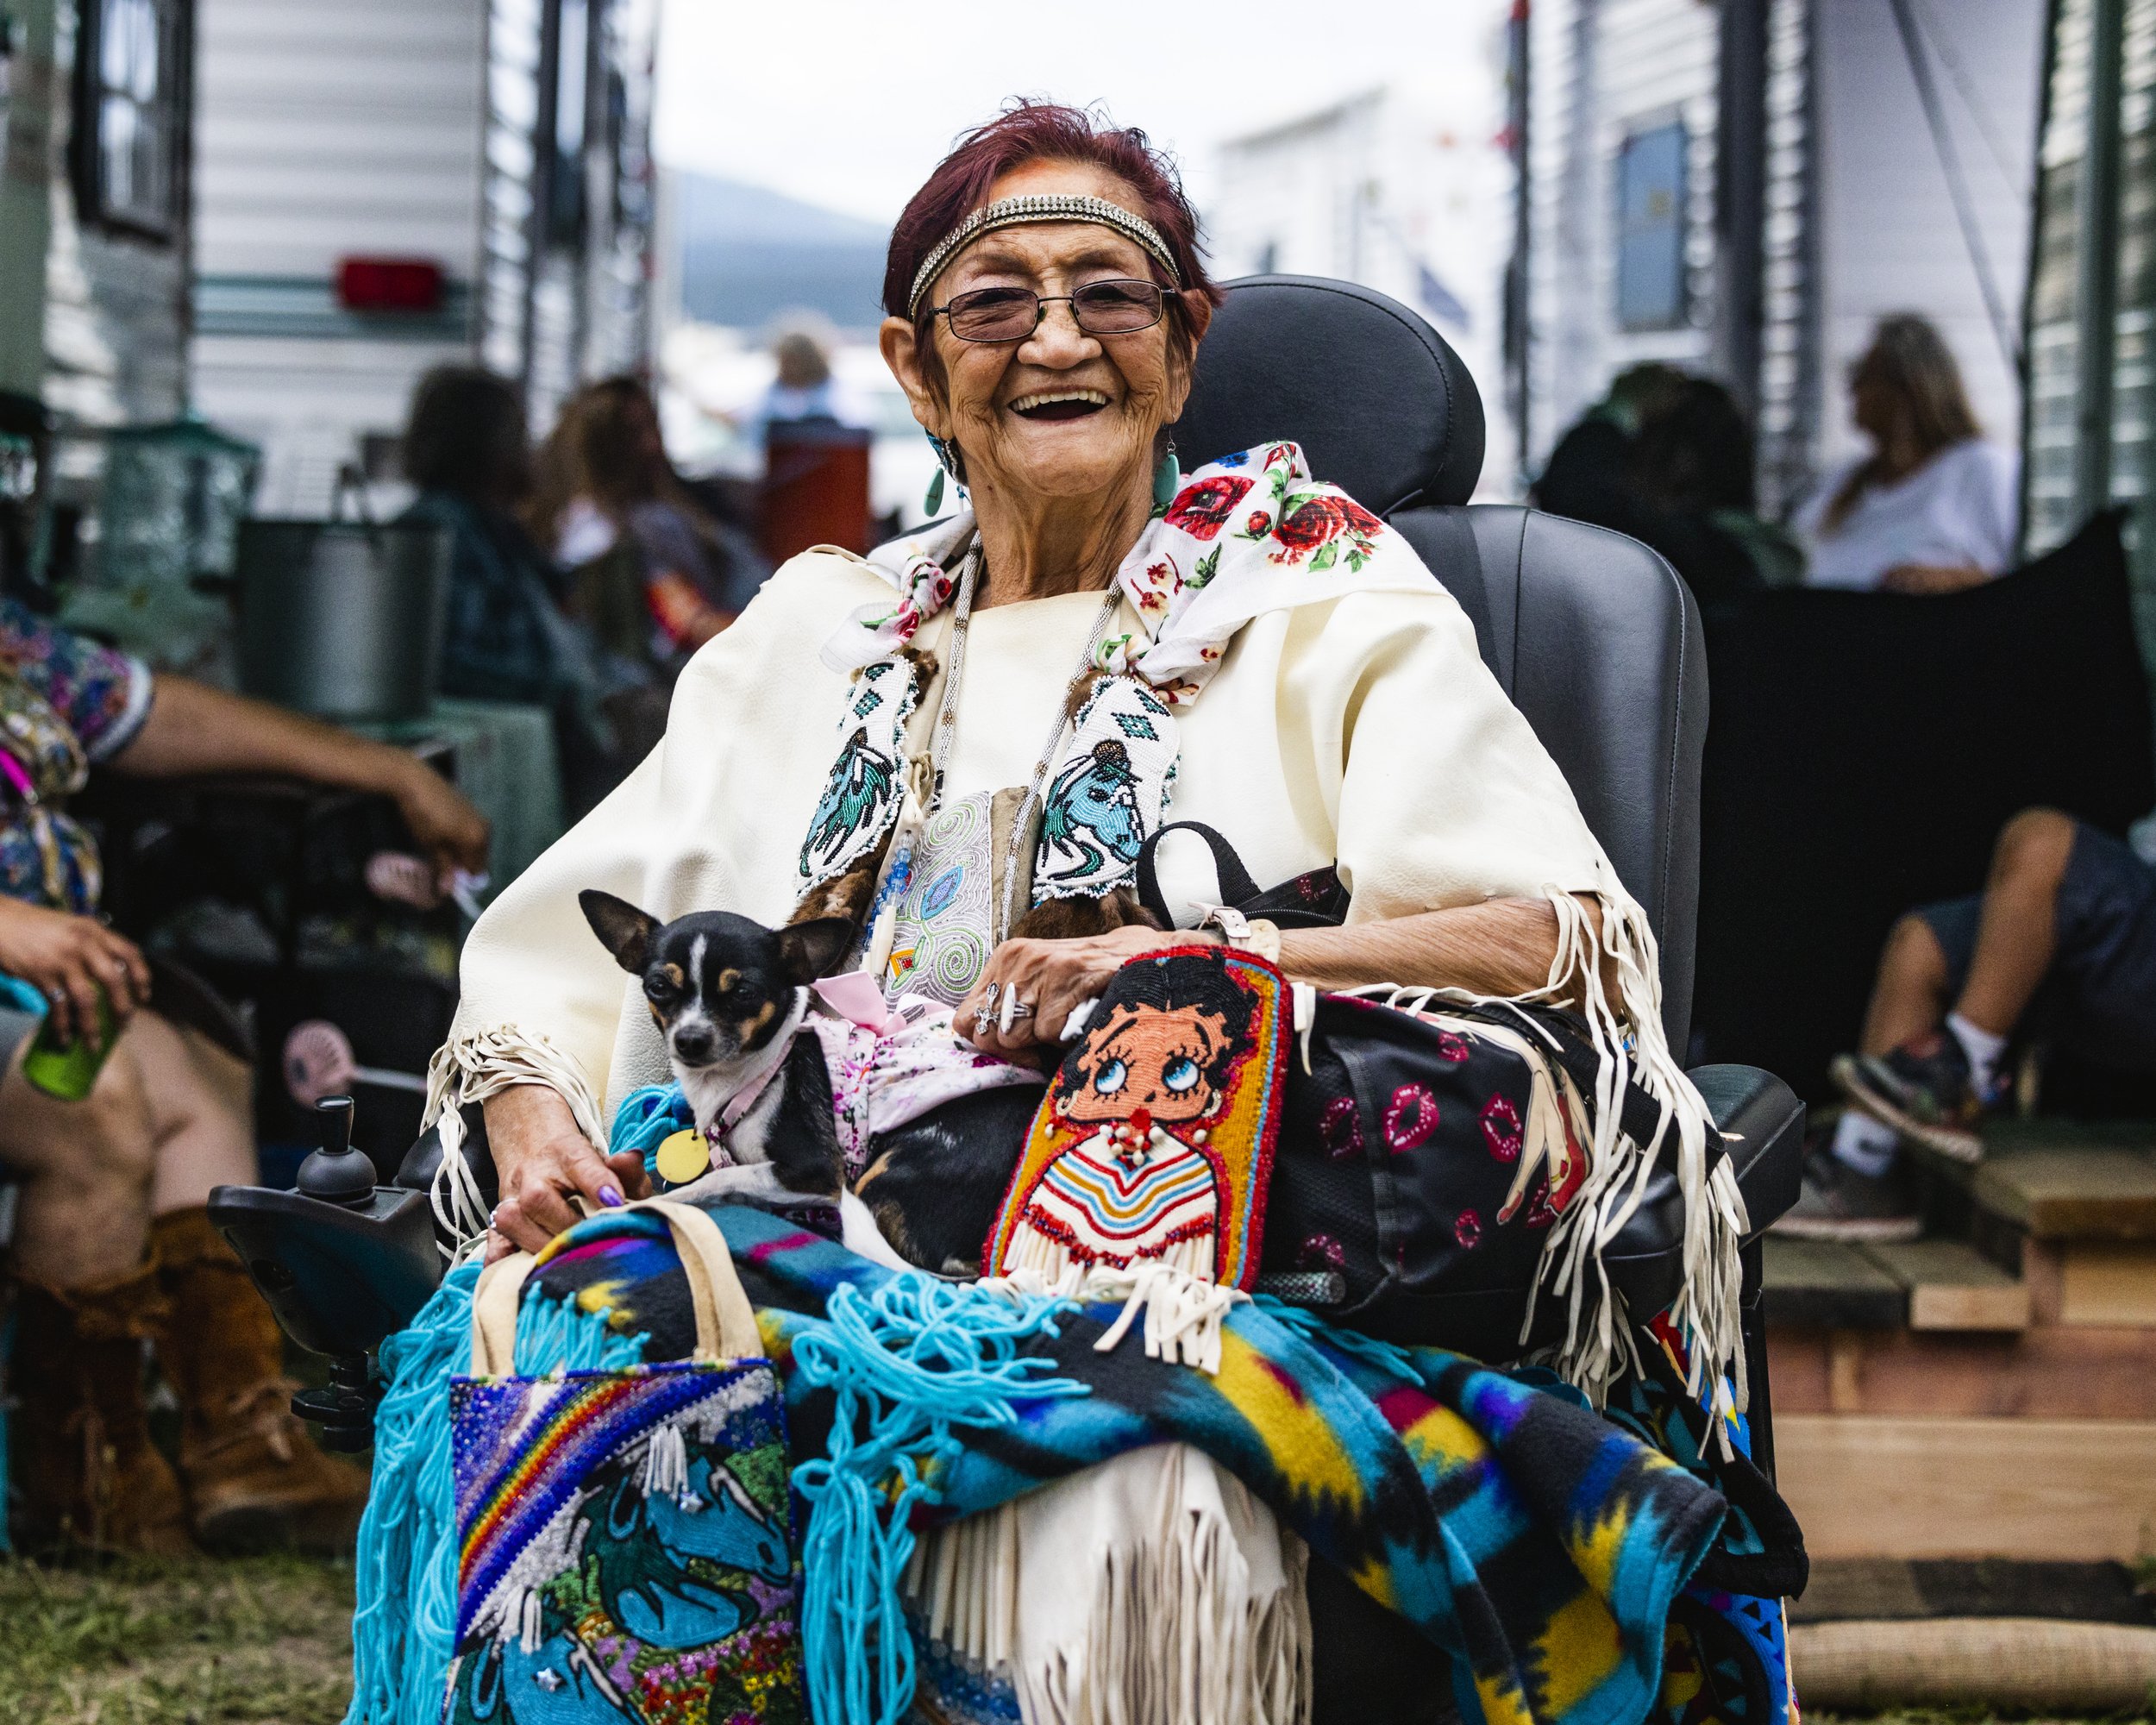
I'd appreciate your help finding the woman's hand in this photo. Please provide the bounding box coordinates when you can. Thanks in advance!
[0,898,151,1044]
[957,925,1213,1058]
[388,756,492,882]
[480,1083,651,1258]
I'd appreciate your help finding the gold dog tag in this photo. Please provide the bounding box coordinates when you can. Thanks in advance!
[655,1127,711,1185]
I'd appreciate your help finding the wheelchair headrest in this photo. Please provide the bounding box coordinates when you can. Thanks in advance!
[1170,275,1487,513]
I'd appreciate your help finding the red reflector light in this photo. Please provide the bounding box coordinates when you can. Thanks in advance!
[336,257,446,313]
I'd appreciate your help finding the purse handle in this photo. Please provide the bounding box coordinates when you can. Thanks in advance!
[469,1199,762,1376]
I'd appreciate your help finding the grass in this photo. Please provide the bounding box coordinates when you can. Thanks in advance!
[0,1552,354,1724]
[0,1557,2143,1725]
[1814,1716,2153,1725]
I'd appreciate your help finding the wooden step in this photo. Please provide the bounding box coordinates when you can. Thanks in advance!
[1858,1239,2029,1332]
[1916,1118,2156,1241]
[1790,1558,2156,1626]
[1763,1237,2029,1332]
[1762,1238,1904,1329]
[1769,1322,2156,1418]
[1776,1414,2156,1561]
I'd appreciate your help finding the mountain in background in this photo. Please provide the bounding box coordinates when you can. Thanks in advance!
[674,172,890,331]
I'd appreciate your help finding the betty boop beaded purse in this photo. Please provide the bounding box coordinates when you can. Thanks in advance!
[984,944,1290,1291]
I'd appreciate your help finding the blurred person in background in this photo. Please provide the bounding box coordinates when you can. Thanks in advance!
[1779,807,2156,1240]
[526,376,772,675]
[1794,315,2019,593]
[1,596,486,1553]
[1530,362,1685,528]
[1535,368,1799,604]
[397,367,644,812]
[1624,374,1804,602]
[739,323,874,442]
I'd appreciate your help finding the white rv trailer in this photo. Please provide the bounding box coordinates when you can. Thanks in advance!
[1514,0,2045,514]
[189,0,658,514]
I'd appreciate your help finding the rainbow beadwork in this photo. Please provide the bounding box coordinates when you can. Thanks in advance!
[446,1358,805,1723]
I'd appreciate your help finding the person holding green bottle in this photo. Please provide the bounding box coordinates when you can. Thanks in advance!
[0,593,488,1553]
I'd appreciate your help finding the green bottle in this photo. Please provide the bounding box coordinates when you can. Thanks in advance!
[21,987,118,1101]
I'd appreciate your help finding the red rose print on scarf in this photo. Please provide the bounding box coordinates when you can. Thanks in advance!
[1130,555,1180,614]
[1163,474,1256,541]
[1271,492,1384,570]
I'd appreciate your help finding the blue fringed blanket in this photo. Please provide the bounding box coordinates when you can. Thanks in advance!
[348,1202,1726,1725]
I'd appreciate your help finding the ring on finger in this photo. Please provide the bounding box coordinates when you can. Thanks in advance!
[982,982,1000,1009]
[1000,992,1032,1033]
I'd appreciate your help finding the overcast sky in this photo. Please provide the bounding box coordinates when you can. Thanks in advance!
[652,0,1509,225]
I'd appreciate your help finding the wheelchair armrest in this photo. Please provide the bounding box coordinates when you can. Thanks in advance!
[204,1107,493,1364]
[209,1181,442,1358]
[1689,1064,1806,1238]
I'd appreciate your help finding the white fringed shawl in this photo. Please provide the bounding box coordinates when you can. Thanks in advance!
[428,521,1746,1404]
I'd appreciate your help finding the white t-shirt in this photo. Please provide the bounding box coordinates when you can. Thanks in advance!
[1794,439,2020,591]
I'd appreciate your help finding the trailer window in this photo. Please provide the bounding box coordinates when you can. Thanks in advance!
[1615,121,1689,332]
[74,0,187,241]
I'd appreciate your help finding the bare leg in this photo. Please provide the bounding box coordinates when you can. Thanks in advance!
[0,1025,160,1285]
[1860,914,1953,1057]
[133,1016,257,1214]
[1956,807,2077,1038]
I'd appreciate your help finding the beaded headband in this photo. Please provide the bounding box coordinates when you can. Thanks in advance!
[906,192,1184,320]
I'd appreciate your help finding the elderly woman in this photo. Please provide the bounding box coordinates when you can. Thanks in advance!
[434,103,1726,1712]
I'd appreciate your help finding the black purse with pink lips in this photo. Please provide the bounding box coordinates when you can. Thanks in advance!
[1133,821,1711,1364]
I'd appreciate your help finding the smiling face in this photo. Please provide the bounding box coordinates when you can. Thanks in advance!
[881,159,1212,516]
[1065,1000,1232,1126]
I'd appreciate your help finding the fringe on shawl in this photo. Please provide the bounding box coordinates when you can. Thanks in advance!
[421,1026,608,1262]
[1347,884,1748,1425]
[985,1262,1249,1377]
[902,1446,1311,1725]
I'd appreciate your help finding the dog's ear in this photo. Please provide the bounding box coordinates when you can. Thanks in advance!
[580,890,660,973]
[777,916,853,985]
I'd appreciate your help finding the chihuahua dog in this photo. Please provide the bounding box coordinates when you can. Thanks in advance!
[578,890,1035,1276]
[578,890,911,1264]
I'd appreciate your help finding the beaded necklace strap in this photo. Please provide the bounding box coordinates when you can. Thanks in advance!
[907,193,1183,320]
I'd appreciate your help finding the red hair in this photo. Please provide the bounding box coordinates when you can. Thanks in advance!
[883,101,1225,323]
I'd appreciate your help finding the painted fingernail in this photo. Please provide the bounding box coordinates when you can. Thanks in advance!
[598,1186,624,1208]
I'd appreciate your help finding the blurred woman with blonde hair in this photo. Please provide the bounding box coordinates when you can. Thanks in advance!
[1796,313,2019,593]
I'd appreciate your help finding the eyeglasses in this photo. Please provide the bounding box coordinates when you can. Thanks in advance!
[932,279,1167,343]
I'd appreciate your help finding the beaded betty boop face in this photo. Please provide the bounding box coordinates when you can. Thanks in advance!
[1063,1000,1232,1126]
[1053,953,1257,1130]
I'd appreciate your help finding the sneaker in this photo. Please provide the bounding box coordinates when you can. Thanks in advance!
[1771,1146,1923,1242]
[1830,1031,1986,1164]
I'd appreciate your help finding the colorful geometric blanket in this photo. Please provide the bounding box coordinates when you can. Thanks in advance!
[520,1201,1727,1725]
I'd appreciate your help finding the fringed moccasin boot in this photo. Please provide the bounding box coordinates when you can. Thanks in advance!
[146,1207,371,1552]
[8,1257,196,1556]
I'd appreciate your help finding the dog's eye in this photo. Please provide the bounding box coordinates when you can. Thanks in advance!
[643,975,678,1003]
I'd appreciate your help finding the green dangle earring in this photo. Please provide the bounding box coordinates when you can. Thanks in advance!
[1152,437,1181,511]
[924,433,963,516]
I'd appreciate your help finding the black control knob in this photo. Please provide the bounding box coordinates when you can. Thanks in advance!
[295,1096,375,1208]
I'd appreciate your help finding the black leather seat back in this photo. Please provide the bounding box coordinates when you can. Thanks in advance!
[1171,275,1486,511]
[1174,277,1703,1049]
[1390,507,1705,1050]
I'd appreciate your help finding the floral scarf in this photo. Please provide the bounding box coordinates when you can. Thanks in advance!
[799,442,1391,911]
